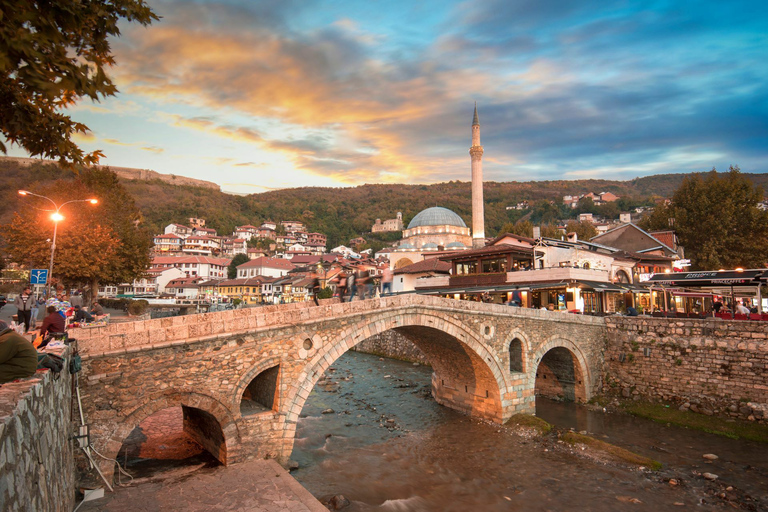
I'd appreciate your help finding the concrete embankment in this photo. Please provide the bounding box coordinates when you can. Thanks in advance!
[76,458,327,512]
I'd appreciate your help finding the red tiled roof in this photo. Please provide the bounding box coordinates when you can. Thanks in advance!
[152,256,231,265]
[237,256,296,270]
[395,258,452,275]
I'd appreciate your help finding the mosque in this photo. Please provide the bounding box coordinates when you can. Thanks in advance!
[385,105,486,269]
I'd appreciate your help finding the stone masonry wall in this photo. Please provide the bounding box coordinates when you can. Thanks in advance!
[353,330,430,365]
[604,317,768,422]
[0,349,75,512]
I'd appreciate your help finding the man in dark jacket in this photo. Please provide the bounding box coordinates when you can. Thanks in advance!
[40,306,66,338]
[0,320,38,384]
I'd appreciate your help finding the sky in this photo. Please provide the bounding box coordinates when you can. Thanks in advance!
[7,0,768,194]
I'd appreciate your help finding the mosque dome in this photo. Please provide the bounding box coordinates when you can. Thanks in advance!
[399,242,415,249]
[422,243,439,249]
[407,207,467,229]
[446,241,466,248]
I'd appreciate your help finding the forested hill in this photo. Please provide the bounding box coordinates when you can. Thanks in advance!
[2,158,767,248]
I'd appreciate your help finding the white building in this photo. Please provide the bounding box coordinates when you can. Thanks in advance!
[152,256,230,279]
[236,256,295,278]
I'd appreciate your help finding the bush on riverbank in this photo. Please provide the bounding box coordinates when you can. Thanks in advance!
[506,414,552,435]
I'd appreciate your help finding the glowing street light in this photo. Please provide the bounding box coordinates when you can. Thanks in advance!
[18,190,99,297]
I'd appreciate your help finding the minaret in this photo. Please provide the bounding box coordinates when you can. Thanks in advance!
[470,103,485,248]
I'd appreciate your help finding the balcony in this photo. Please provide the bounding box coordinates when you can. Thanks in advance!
[505,267,610,284]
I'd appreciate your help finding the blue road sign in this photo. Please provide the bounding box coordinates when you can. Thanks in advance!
[30,269,49,285]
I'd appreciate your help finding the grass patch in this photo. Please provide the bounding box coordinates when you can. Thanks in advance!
[506,414,552,435]
[622,401,768,444]
[562,432,662,471]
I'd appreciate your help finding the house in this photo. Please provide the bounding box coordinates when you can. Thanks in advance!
[281,220,305,233]
[393,258,452,293]
[307,232,327,246]
[151,256,230,279]
[188,217,206,228]
[349,237,366,248]
[221,238,247,257]
[193,227,217,237]
[182,235,221,256]
[237,257,295,279]
[164,223,193,238]
[152,233,184,254]
[165,276,206,299]
[217,277,266,304]
[233,225,260,240]
[590,223,681,258]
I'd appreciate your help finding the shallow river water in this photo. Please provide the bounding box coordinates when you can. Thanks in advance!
[291,351,768,512]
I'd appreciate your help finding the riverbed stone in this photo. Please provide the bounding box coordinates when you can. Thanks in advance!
[703,454,718,460]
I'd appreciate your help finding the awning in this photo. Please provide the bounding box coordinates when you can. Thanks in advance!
[671,291,714,298]
[576,280,626,292]
[645,269,766,287]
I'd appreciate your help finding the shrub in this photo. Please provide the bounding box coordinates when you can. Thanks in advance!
[128,299,149,316]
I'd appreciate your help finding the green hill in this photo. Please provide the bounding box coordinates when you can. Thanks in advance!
[2,157,766,249]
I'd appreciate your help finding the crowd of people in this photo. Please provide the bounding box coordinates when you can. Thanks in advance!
[0,286,107,385]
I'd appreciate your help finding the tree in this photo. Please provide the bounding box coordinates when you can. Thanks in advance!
[0,0,158,167]
[0,169,151,299]
[498,220,534,238]
[228,253,249,279]
[540,224,562,239]
[564,220,598,241]
[652,166,768,270]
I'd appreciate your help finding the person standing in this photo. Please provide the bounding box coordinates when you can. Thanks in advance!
[30,295,43,330]
[13,286,35,333]
[347,272,357,302]
[381,267,394,295]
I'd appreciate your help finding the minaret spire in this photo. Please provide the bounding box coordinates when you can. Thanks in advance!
[470,103,485,248]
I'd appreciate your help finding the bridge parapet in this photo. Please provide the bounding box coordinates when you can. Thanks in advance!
[72,295,604,357]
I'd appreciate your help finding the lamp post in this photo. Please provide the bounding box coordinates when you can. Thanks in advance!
[18,190,99,298]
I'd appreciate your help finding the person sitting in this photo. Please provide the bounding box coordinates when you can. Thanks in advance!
[736,301,751,315]
[73,305,94,324]
[0,320,38,384]
[90,301,104,316]
[626,306,639,316]
[40,306,66,339]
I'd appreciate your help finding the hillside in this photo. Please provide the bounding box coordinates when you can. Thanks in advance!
[2,157,767,249]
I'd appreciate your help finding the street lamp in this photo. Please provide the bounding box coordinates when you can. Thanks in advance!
[18,190,99,298]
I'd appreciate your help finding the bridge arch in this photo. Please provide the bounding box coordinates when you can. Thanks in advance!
[532,337,592,403]
[98,390,241,479]
[282,310,511,444]
[234,356,284,417]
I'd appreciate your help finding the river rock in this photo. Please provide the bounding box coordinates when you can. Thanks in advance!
[703,454,718,460]
[322,408,335,414]
[700,407,713,416]
[328,494,351,509]
[668,479,678,486]
[286,460,299,470]
[702,473,718,481]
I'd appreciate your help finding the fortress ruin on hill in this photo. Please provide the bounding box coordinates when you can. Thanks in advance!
[4,157,220,191]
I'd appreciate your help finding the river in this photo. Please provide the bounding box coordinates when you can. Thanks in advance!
[291,351,767,511]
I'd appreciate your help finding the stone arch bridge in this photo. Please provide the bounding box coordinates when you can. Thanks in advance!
[73,295,607,478]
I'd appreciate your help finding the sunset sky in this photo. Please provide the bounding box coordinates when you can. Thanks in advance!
[7,0,768,194]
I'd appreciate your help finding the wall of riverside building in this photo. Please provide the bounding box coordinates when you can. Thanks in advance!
[0,349,75,512]
[604,317,767,422]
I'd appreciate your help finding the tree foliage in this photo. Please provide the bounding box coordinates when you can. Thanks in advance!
[228,253,249,279]
[644,166,768,270]
[0,168,151,297]
[0,0,158,167]
[564,220,598,241]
